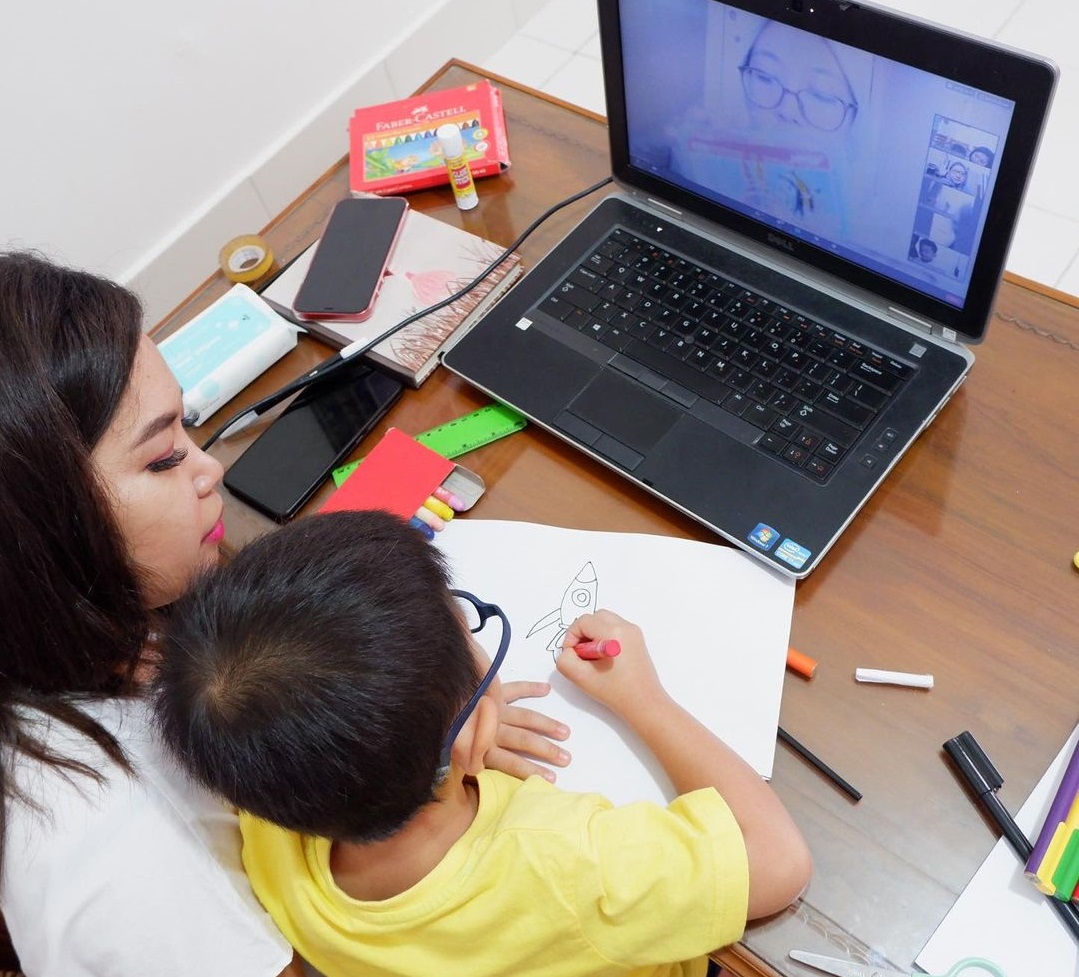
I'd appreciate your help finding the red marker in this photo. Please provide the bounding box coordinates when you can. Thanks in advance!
[573,639,621,660]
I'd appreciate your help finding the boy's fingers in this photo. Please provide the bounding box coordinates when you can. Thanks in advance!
[499,703,570,744]
[500,679,552,705]
[483,747,560,784]
[495,728,571,768]
[487,717,572,781]
[562,612,600,648]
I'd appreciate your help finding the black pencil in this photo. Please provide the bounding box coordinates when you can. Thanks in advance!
[778,726,862,802]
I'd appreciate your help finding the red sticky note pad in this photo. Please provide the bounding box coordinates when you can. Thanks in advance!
[320,427,453,519]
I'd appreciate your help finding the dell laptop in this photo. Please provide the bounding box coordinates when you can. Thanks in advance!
[443,0,1056,577]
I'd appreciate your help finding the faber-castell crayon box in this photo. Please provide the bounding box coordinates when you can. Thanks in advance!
[348,81,511,196]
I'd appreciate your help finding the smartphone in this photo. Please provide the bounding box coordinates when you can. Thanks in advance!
[223,360,403,522]
[293,196,408,321]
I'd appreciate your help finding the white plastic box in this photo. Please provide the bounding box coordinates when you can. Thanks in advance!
[158,284,298,425]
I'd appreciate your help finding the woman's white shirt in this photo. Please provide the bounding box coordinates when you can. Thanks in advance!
[1,696,291,976]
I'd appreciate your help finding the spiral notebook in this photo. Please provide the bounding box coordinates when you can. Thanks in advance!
[262,208,521,386]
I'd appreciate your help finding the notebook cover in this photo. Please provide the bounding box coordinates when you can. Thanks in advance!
[260,208,522,386]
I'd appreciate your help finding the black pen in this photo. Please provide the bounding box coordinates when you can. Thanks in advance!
[210,347,353,442]
[261,295,310,330]
[778,726,862,802]
[943,730,1079,943]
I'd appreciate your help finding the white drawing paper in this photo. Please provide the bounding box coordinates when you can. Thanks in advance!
[434,519,795,807]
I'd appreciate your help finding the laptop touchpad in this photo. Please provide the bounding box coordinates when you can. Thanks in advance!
[566,370,680,455]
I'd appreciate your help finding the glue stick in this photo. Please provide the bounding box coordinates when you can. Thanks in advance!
[436,123,479,211]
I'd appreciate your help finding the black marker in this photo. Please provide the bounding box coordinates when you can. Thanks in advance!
[943,730,1079,943]
[778,726,861,802]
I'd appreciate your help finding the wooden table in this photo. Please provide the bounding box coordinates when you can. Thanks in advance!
[155,61,1079,977]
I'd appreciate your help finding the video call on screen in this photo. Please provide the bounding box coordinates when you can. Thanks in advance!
[619,0,1016,309]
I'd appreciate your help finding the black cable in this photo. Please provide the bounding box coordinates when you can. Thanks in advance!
[199,175,615,450]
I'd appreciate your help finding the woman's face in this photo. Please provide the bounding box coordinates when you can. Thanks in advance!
[947,163,968,186]
[742,21,856,134]
[92,335,225,608]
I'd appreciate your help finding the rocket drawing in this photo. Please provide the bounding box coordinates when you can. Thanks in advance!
[526,562,598,655]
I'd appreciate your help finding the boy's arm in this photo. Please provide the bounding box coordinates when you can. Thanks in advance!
[276,954,308,977]
[558,611,812,920]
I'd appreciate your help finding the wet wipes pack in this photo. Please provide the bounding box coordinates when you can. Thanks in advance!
[158,284,299,425]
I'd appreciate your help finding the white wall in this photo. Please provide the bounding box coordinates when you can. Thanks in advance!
[2,0,550,326]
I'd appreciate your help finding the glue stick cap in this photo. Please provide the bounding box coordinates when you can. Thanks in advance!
[436,123,465,158]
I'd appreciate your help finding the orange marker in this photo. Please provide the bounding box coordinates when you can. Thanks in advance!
[574,639,621,660]
[786,646,818,679]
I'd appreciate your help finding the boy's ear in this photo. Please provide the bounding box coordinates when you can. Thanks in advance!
[450,696,499,777]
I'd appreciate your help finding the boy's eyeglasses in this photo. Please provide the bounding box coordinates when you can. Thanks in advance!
[739,64,858,132]
[435,590,511,784]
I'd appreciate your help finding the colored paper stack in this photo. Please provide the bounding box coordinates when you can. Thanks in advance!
[1025,737,1079,902]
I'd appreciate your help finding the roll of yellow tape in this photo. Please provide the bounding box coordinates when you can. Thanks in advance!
[219,234,275,284]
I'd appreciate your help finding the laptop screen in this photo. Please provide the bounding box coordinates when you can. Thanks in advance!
[602,0,1056,343]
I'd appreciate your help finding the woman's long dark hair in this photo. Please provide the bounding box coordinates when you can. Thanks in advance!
[0,252,150,868]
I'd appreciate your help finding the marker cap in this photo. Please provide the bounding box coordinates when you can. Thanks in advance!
[786,647,818,679]
[944,730,1004,795]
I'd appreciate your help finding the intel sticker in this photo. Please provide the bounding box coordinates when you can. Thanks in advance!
[776,539,812,570]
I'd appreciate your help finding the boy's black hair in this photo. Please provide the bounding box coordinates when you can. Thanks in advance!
[154,510,481,842]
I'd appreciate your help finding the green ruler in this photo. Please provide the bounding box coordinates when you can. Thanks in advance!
[332,403,527,487]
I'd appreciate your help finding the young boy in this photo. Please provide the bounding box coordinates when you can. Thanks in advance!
[155,510,811,977]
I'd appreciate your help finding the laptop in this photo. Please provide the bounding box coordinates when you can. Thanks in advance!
[443,0,1056,578]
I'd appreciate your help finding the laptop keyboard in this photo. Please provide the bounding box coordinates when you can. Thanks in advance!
[538,227,916,483]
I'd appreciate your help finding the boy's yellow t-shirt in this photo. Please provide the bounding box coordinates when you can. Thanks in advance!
[241,769,749,977]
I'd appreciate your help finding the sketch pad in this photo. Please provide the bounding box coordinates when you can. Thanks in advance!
[434,519,794,806]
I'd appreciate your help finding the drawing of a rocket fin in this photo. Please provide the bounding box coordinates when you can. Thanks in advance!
[526,607,563,639]
[546,629,568,655]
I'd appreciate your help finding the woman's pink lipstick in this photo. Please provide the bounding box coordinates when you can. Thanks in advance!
[202,519,225,544]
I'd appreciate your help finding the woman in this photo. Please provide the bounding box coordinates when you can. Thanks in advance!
[0,251,567,974]
[737,19,859,136]
[944,161,969,189]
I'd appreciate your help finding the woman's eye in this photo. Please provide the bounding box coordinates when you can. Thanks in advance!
[147,447,189,473]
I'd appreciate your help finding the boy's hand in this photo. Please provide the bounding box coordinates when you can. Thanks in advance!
[486,681,571,783]
[557,610,666,717]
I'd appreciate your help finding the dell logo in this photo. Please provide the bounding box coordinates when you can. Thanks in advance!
[767,233,795,253]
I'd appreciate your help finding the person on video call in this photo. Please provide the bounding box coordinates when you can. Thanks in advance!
[670,16,866,240]
[738,20,858,137]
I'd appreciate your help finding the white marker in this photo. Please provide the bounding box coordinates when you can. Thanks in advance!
[855,668,934,689]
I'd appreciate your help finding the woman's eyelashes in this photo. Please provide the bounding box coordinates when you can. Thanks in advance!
[147,447,189,473]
